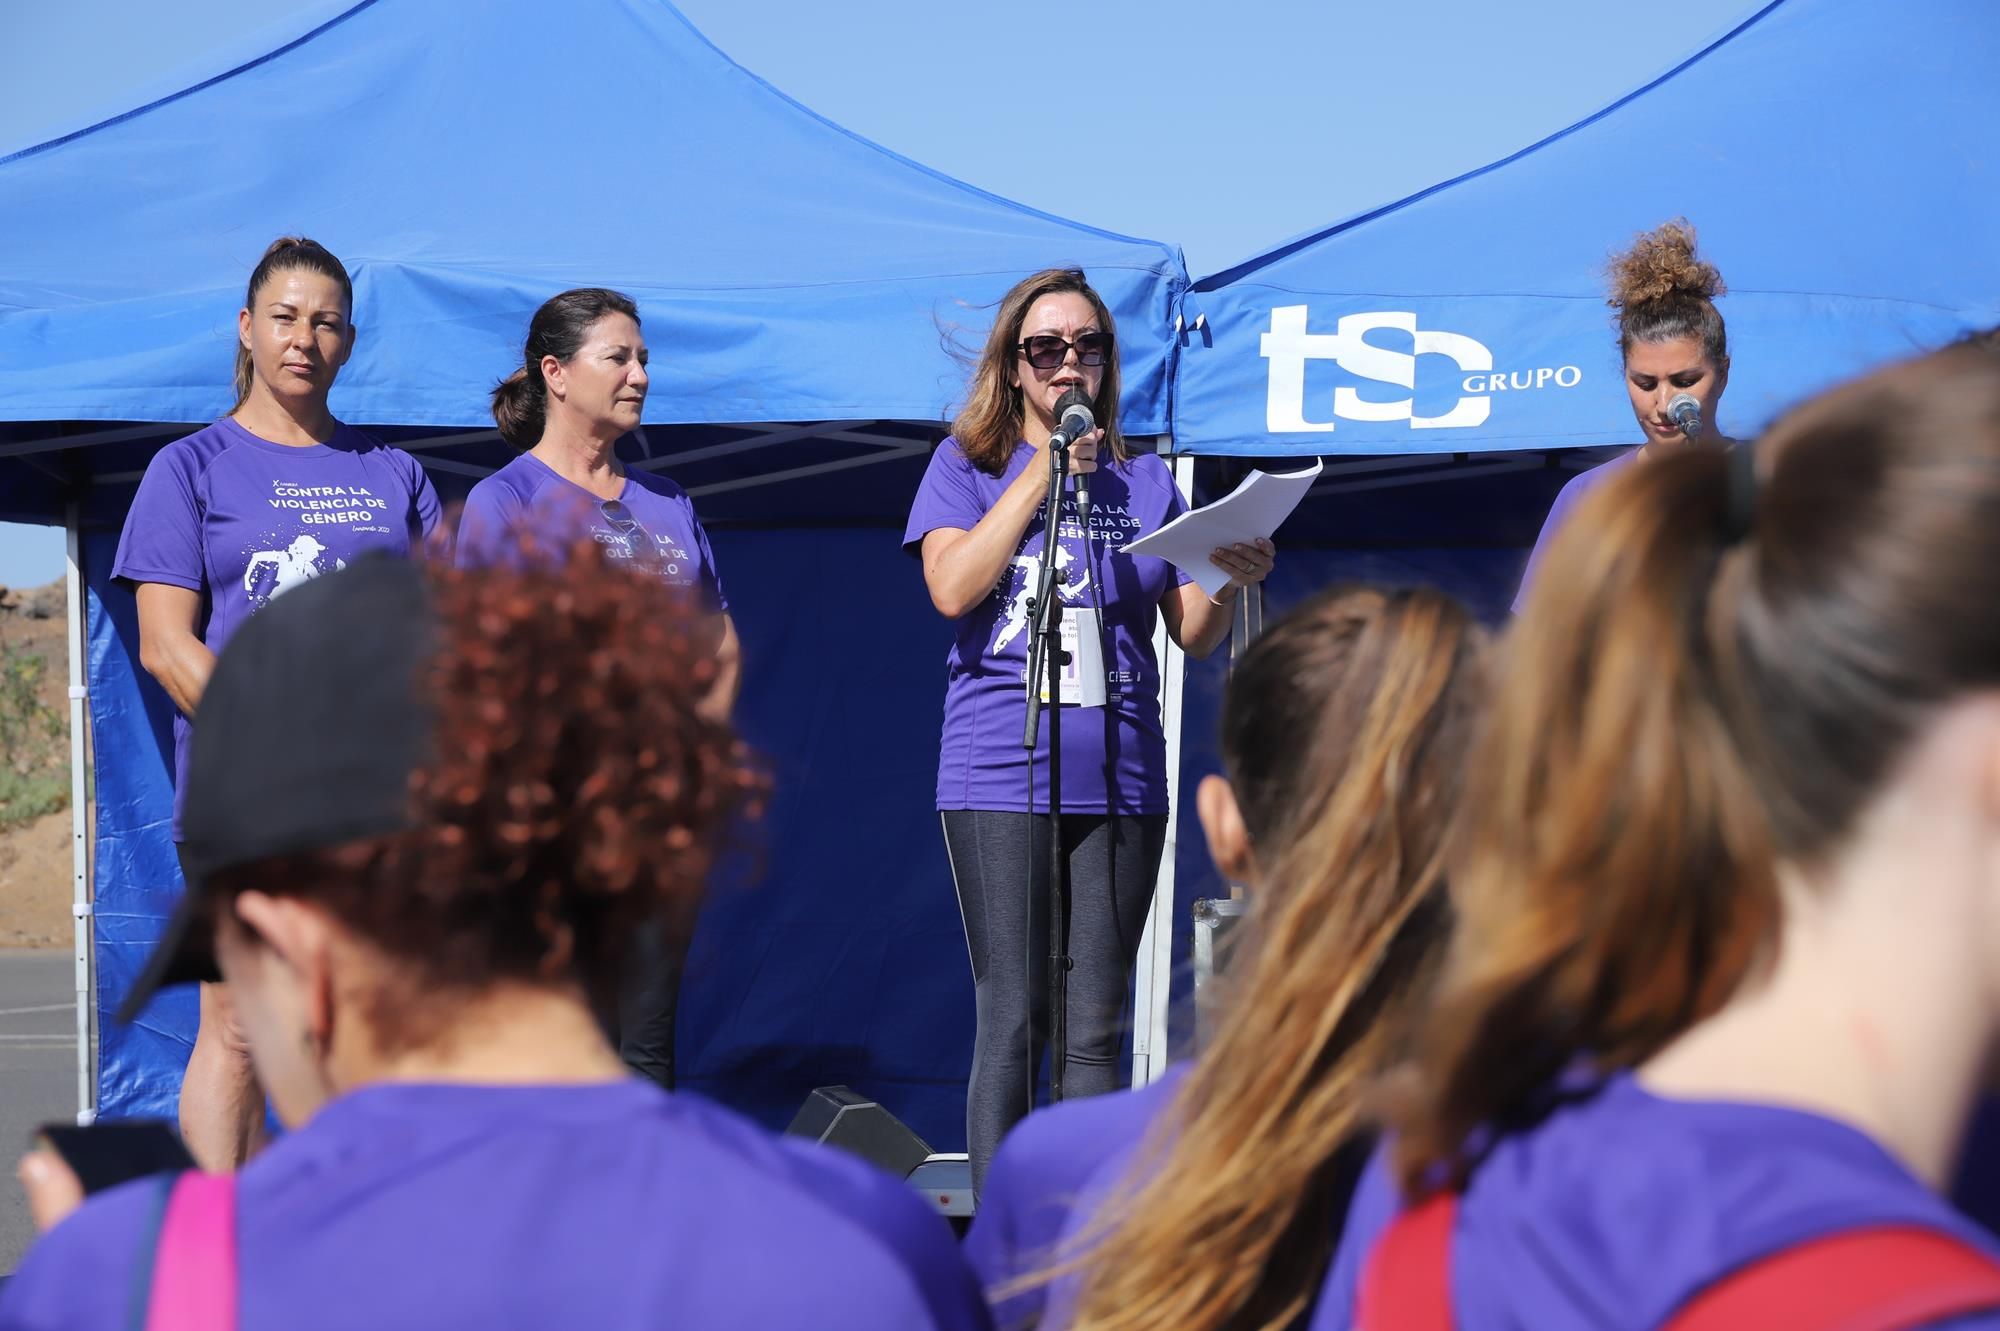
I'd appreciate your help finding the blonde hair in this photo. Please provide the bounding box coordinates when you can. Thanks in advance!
[1035,585,1485,1331]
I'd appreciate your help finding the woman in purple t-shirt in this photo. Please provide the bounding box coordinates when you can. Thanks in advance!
[903,268,1274,1189]
[458,288,740,1092]
[1360,344,2000,1328]
[112,237,441,1173]
[1513,220,1740,613]
[6,553,985,1331]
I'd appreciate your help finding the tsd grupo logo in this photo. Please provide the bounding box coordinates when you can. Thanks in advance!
[1259,306,1583,433]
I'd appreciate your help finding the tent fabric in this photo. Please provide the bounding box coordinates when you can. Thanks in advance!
[1,0,1189,1141]
[676,528,973,1141]
[0,0,1185,437]
[84,531,196,1121]
[1170,0,2000,457]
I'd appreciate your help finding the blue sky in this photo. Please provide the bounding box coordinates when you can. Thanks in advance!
[0,0,1757,585]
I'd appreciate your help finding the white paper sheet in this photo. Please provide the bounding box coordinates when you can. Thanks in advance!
[1122,460,1322,598]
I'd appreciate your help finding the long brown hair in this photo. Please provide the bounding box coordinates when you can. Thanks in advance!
[1395,343,2000,1195]
[951,268,1126,476]
[233,237,354,411]
[1044,585,1484,1331]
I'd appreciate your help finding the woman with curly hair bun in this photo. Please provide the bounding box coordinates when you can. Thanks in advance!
[3,550,989,1330]
[1512,219,1738,611]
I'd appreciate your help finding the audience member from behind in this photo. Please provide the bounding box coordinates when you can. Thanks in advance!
[1358,345,2000,1329]
[1513,219,1736,611]
[972,585,1484,1331]
[3,551,989,1331]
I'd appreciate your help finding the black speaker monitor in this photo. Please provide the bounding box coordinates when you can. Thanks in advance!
[786,1085,934,1181]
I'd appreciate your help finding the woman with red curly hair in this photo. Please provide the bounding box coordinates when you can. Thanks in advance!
[3,552,988,1330]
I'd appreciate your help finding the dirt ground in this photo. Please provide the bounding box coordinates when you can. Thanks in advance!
[0,582,74,948]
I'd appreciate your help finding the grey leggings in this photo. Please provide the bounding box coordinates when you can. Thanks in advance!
[941,809,1168,1191]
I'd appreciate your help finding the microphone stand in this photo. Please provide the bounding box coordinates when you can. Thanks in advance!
[1022,435,1072,1105]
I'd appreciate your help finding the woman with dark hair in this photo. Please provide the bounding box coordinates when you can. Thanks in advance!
[903,267,1275,1188]
[5,550,988,1330]
[459,288,740,1089]
[1513,219,1737,611]
[1354,344,2000,1327]
[969,585,1483,1331]
[112,236,441,1171]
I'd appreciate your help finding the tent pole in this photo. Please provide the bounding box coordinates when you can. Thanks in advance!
[64,504,96,1125]
[1131,446,1193,1087]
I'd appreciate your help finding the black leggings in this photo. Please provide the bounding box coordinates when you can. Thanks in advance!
[941,809,1168,1191]
[608,919,683,1091]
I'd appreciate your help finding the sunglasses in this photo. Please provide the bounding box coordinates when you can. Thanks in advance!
[599,499,662,570]
[599,499,641,531]
[1017,332,1112,371]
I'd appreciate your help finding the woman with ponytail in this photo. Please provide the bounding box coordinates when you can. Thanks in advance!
[458,288,739,1090]
[969,583,1484,1331]
[1354,344,2000,1330]
[112,236,440,1171]
[1513,219,1737,611]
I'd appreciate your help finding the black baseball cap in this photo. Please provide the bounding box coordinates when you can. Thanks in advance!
[117,555,437,1023]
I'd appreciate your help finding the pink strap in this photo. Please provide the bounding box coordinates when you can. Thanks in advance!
[145,1172,237,1331]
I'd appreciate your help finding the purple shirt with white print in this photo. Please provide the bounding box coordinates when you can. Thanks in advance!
[112,417,441,839]
[902,439,1192,815]
[0,1080,992,1331]
[456,453,726,612]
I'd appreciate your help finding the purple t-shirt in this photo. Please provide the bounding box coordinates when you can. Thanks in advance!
[965,1066,1186,1325]
[902,441,1192,814]
[1511,449,1636,614]
[111,418,442,838]
[0,1080,990,1331]
[456,454,726,612]
[1321,1074,2000,1331]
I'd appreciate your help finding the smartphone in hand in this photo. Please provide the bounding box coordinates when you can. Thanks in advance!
[33,1121,196,1195]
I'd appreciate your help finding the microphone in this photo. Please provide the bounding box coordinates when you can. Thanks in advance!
[1048,388,1096,515]
[1667,392,1704,441]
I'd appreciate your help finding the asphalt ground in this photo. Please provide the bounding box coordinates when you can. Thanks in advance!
[0,949,84,1272]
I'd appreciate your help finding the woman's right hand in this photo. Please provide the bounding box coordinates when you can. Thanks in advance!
[1034,427,1100,482]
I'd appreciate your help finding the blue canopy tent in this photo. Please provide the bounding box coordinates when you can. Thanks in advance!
[0,0,1189,1148]
[1157,0,2000,916]
[1173,0,1999,459]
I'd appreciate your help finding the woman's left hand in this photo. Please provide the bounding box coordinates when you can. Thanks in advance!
[1208,538,1276,599]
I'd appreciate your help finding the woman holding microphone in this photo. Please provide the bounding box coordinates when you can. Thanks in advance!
[903,267,1274,1188]
[1513,219,1737,610]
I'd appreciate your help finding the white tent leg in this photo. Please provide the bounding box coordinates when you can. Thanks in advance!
[1131,448,1194,1087]
[65,505,96,1125]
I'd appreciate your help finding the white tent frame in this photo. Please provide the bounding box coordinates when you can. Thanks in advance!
[65,504,96,1124]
